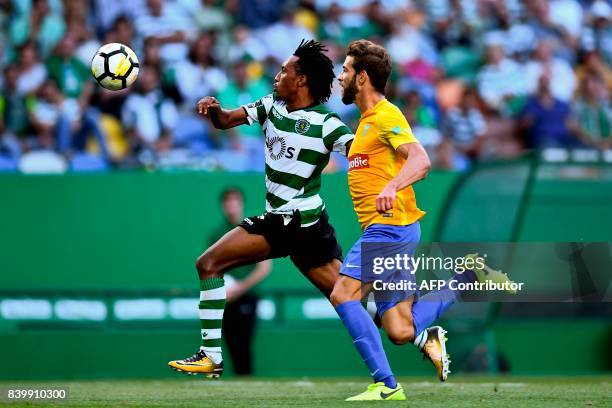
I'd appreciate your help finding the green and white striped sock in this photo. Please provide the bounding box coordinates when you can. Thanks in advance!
[199,277,225,364]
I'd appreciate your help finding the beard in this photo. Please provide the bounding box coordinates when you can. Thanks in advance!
[341,76,357,105]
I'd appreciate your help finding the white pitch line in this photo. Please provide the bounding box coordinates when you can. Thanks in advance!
[293,381,315,387]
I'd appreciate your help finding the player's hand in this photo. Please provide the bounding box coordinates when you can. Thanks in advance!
[197,96,221,116]
[376,184,397,214]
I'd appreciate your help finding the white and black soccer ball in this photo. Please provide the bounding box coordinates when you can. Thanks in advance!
[91,43,139,91]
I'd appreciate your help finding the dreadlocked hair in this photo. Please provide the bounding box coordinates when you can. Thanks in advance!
[293,39,335,104]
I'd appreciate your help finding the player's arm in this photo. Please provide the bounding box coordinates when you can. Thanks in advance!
[226,259,272,303]
[344,140,353,155]
[376,142,430,213]
[323,115,354,156]
[197,96,249,129]
[375,108,432,212]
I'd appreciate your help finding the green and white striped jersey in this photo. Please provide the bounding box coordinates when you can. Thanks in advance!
[242,94,354,227]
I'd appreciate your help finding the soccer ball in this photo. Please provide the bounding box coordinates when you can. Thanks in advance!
[91,43,139,91]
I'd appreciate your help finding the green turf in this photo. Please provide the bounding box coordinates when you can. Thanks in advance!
[1,377,610,407]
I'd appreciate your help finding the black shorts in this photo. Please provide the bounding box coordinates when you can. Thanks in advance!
[238,209,343,273]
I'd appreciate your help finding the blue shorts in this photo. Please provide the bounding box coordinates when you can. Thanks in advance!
[340,222,421,317]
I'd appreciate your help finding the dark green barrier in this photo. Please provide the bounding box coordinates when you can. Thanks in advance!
[1,166,610,379]
[517,163,612,241]
[434,159,612,375]
[0,171,458,290]
[0,170,460,380]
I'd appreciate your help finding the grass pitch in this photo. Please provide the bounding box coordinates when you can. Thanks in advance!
[1,376,610,407]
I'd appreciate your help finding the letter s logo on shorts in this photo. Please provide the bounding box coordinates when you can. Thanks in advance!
[348,154,370,171]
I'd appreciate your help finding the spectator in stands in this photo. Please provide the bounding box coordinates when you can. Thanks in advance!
[426,0,480,49]
[442,87,487,169]
[318,2,345,44]
[173,32,228,107]
[548,0,584,46]
[403,90,445,168]
[235,0,283,29]
[262,7,313,63]
[403,90,438,130]
[9,0,65,58]
[575,51,612,92]
[1,65,29,141]
[45,34,93,105]
[134,0,192,64]
[0,66,25,159]
[28,79,64,150]
[14,41,46,96]
[477,38,527,113]
[207,187,271,375]
[193,0,232,33]
[93,0,145,35]
[142,37,162,69]
[518,75,577,148]
[386,12,439,68]
[122,65,177,155]
[321,0,384,41]
[0,112,20,161]
[104,16,136,53]
[523,0,578,62]
[216,59,269,171]
[65,2,101,69]
[582,0,612,66]
[225,25,267,64]
[45,34,109,159]
[29,78,109,159]
[91,87,129,122]
[4,0,610,172]
[525,39,577,102]
[571,73,611,149]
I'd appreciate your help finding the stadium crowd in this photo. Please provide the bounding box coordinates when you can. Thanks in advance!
[0,0,610,172]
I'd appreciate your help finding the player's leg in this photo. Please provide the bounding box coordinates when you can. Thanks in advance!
[410,254,516,338]
[196,227,272,279]
[376,254,514,381]
[405,256,516,380]
[330,224,418,395]
[410,271,475,338]
[379,298,415,345]
[289,211,401,395]
[328,242,399,391]
[354,221,451,381]
[296,257,341,299]
[289,209,344,299]
[379,299,451,381]
[365,218,452,382]
[330,275,405,400]
[169,226,271,377]
[405,266,502,381]
[197,227,270,361]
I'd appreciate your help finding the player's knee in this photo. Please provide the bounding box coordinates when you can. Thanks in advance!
[387,326,414,345]
[195,251,221,279]
[330,285,353,307]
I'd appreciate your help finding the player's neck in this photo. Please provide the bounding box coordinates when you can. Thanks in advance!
[285,93,316,112]
[355,91,385,114]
